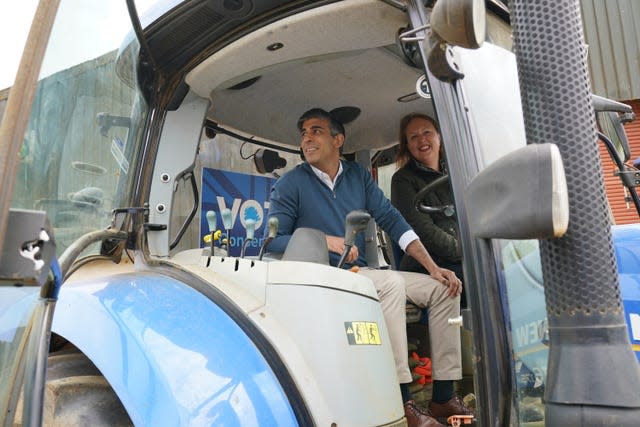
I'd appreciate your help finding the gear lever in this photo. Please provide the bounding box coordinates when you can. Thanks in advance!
[240,219,256,258]
[337,210,371,268]
[258,217,279,260]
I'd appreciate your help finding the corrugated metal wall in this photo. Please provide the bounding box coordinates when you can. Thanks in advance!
[583,0,640,223]
[599,100,640,224]
[581,0,640,101]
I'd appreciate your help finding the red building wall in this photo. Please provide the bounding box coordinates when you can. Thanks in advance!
[599,99,640,225]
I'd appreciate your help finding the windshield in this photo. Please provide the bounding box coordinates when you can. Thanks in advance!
[10,1,149,256]
[455,42,548,423]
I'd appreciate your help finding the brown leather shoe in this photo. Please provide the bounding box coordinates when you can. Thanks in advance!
[429,395,475,421]
[404,400,442,427]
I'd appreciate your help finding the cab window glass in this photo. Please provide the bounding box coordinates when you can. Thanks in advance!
[11,1,152,255]
[500,239,547,423]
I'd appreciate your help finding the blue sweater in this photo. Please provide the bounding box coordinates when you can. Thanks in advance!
[267,161,412,266]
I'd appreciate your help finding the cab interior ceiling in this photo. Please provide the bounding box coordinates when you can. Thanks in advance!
[185,0,433,154]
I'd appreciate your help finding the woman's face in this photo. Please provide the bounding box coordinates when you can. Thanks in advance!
[405,117,441,169]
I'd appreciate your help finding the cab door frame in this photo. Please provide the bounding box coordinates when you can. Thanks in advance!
[403,1,515,425]
[0,2,60,426]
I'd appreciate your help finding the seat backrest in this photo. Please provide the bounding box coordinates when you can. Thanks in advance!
[376,229,404,270]
[390,240,404,270]
[364,220,396,269]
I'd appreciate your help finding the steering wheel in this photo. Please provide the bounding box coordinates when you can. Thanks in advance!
[413,175,455,217]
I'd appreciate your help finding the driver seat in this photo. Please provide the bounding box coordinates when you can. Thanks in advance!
[282,227,330,265]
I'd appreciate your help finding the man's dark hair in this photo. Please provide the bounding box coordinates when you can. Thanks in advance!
[297,108,346,138]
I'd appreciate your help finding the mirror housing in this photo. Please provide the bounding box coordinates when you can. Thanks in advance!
[430,0,486,49]
[465,143,569,239]
[426,0,486,82]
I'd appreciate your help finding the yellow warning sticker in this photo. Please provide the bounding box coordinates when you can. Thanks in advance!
[344,321,381,345]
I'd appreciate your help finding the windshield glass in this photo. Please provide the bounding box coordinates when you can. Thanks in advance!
[10,1,150,256]
[455,42,548,423]
[500,239,547,423]
[0,287,40,419]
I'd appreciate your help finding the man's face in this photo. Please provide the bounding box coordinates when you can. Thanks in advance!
[299,117,344,170]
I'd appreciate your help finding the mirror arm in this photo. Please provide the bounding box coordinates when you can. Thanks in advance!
[591,94,633,114]
[597,131,640,215]
[597,131,627,171]
[615,170,640,189]
[621,111,636,124]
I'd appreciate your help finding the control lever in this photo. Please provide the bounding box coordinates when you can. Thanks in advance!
[240,219,256,258]
[259,217,279,260]
[205,210,217,266]
[221,208,233,256]
[337,210,371,268]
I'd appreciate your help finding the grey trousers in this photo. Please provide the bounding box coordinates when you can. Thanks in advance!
[359,268,462,384]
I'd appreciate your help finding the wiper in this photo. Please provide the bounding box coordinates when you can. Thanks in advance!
[125,0,162,82]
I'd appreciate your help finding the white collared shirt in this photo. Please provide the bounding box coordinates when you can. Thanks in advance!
[309,162,418,251]
[310,162,343,190]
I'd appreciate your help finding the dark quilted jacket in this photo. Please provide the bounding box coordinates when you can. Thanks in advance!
[391,159,461,270]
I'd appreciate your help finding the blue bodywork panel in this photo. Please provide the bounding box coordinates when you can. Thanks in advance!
[612,224,640,360]
[505,223,640,397]
[52,272,298,427]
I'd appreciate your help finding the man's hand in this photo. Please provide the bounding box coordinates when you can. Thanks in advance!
[430,267,462,297]
[326,235,359,263]
[405,238,462,298]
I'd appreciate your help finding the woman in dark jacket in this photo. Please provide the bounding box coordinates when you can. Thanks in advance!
[391,113,465,305]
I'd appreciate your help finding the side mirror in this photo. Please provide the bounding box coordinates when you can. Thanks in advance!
[426,0,486,82]
[592,94,634,162]
[465,143,569,239]
[430,0,486,49]
[597,111,632,162]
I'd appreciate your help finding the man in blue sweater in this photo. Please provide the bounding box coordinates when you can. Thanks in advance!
[267,108,473,427]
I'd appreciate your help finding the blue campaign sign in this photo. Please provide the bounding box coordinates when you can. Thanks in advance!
[201,168,276,257]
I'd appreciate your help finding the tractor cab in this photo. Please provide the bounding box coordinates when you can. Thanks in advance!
[2,1,639,426]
